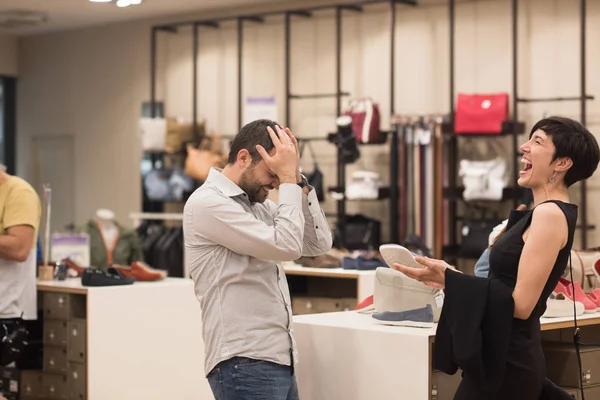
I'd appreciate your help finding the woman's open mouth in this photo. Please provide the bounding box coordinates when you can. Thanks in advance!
[520,159,532,175]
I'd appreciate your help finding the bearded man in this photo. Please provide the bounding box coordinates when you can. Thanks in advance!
[183,119,332,400]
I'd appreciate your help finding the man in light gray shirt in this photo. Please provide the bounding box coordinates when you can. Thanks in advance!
[183,120,332,400]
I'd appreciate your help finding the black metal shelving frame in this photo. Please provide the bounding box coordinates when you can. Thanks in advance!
[146,0,416,245]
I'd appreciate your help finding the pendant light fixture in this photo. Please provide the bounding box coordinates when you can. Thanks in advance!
[88,0,143,5]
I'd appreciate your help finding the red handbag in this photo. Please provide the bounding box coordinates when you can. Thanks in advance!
[454,93,509,134]
[342,98,383,143]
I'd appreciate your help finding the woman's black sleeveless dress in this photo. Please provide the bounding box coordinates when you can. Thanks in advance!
[454,200,578,400]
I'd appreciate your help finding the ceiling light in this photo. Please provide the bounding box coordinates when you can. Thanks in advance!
[89,0,112,3]
[130,0,142,4]
[116,0,130,7]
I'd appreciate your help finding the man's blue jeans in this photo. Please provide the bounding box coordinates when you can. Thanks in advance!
[207,357,299,400]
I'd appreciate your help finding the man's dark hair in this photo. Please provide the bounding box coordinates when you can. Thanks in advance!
[227,119,278,165]
[530,116,600,187]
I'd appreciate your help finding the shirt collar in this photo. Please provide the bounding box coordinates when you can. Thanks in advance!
[206,167,245,198]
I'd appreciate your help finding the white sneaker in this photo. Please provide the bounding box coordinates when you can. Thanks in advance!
[373,267,444,322]
[379,244,424,270]
[542,292,584,318]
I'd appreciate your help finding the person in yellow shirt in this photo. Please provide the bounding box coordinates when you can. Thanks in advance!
[0,164,41,367]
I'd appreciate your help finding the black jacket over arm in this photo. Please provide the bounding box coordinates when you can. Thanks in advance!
[432,268,514,397]
[433,269,574,400]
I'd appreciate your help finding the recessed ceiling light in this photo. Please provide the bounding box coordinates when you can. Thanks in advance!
[130,0,142,4]
[89,0,112,3]
[116,0,130,7]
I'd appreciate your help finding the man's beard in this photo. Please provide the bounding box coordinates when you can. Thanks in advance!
[239,169,269,203]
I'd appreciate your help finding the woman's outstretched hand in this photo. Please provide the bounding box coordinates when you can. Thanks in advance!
[392,256,459,289]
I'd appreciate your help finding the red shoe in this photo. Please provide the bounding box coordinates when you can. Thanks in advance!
[556,278,597,314]
[588,289,600,311]
[61,258,86,277]
[355,294,374,313]
[113,261,167,281]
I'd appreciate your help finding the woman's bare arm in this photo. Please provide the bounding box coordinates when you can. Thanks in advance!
[512,203,568,320]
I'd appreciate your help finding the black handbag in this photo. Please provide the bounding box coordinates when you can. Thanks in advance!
[333,214,381,251]
[459,218,502,259]
[333,115,360,164]
[300,142,325,201]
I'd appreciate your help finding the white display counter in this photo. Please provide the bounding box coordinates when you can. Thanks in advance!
[35,277,212,400]
[292,310,600,400]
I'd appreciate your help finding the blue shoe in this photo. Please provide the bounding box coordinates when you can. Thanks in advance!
[371,304,434,328]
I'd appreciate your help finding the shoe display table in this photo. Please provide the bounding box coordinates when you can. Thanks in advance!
[26,277,212,400]
[292,310,600,400]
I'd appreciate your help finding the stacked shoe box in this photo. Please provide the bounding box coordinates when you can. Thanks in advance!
[543,342,600,399]
[20,291,87,399]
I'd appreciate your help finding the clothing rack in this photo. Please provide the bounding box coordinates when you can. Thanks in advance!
[129,212,187,278]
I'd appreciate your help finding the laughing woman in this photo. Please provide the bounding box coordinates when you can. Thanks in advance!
[394,117,600,400]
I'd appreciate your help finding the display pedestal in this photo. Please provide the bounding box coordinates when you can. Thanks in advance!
[29,277,211,400]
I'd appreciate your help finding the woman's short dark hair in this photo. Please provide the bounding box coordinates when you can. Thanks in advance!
[227,119,278,165]
[530,116,600,187]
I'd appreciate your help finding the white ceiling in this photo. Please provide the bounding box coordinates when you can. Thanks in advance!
[0,0,293,36]
[0,0,455,36]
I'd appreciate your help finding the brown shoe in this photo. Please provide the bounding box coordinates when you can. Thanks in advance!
[113,262,167,281]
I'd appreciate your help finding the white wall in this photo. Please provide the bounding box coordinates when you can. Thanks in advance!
[17,0,600,247]
[0,34,18,76]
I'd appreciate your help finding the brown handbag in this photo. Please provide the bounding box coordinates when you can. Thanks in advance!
[165,118,205,154]
[184,134,227,181]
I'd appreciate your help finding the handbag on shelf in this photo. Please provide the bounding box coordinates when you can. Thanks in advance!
[333,115,361,164]
[454,93,509,134]
[459,157,508,201]
[299,141,325,201]
[342,98,383,144]
[139,117,167,152]
[459,208,503,259]
[184,134,227,182]
[333,214,381,251]
[165,118,205,154]
[143,168,194,202]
